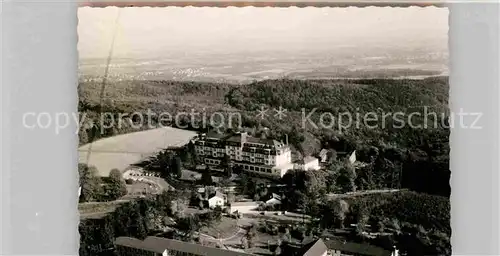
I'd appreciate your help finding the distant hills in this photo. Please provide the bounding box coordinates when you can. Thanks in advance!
[79,48,448,84]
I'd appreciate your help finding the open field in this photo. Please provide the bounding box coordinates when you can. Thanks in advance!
[200,217,239,239]
[78,127,196,176]
[79,200,129,220]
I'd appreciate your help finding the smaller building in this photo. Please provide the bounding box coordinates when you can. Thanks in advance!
[295,156,321,171]
[319,149,356,165]
[301,239,328,256]
[115,236,254,256]
[265,193,282,206]
[289,238,397,256]
[207,191,226,209]
[348,150,357,164]
[319,149,330,163]
[324,239,396,256]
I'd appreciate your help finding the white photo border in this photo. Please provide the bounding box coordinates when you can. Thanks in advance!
[1,1,499,255]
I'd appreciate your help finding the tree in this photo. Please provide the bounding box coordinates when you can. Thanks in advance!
[212,206,223,222]
[201,167,214,186]
[78,163,103,202]
[356,203,370,235]
[176,215,202,240]
[241,236,249,249]
[184,141,197,167]
[328,150,338,163]
[282,228,292,244]
[226,192,235,205]
[233,165,244,174]
[332,199,349,229]
[239,174,252,196]
[255,182,268,199]
[156,191,174,215]
[152,150,174,177]
[245,225,257,248]
[107,168,128,200]
[390,218,401,235]
[358,164,375,191]
[337,162,357,193]
[221,154,232,178]
[219,178,231,192]
[173,156,183,178]
[225,87,245,109]
[171,199,188,218]
[303,170,327,195]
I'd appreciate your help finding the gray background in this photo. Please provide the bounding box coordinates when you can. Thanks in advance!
[1,1,499,255]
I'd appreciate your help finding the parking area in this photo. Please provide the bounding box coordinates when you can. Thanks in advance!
[123,168,175,197]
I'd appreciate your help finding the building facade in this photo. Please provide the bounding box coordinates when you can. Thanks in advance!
[193,132,293,178]
[115,236,254,256]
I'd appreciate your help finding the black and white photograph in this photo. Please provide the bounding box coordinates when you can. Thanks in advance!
[77,6,451,256]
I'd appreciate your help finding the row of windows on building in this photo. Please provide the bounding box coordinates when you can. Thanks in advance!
[197,150,276,165]
[117,247,201,256]
[196,143,284,154]
[205,159,221,165]
[116,247,157,256]
[196,147,276,159]
[235,163,274,174]
[204,155,273,165]
[203,158,275,174]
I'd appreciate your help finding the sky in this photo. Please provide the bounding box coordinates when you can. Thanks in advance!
[78,7,449,60]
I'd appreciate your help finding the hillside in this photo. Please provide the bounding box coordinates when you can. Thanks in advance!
[79,77,450,196]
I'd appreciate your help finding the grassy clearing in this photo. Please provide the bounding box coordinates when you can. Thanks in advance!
[200,217,239,239]
[78,127,196,176]
[78,201,125,214]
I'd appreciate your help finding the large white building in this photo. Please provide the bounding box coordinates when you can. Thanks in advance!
[193,131,293,178]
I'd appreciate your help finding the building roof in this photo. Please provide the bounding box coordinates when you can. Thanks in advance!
[323,239,392,256]
[304,156,318,163]
[319,149,329,158]
[271,193,281,201]
[300,239,328,256]
[243,135,287,149]
[227,134,244,143]
[298,156,318,164]
[115,236,254,256]
[200,131,288,151]
[115,237,148,250]
[205,131,227,140]
[209,191,226,200]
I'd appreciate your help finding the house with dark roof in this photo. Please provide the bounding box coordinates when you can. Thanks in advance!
[319,149,358,166]
[265,193,282,206]
[300,239,329,256]
[115,236,254,256]
[319,149,331,163]
[323,239,397,256]
[277,238,328,256]
[280,238,397,256]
